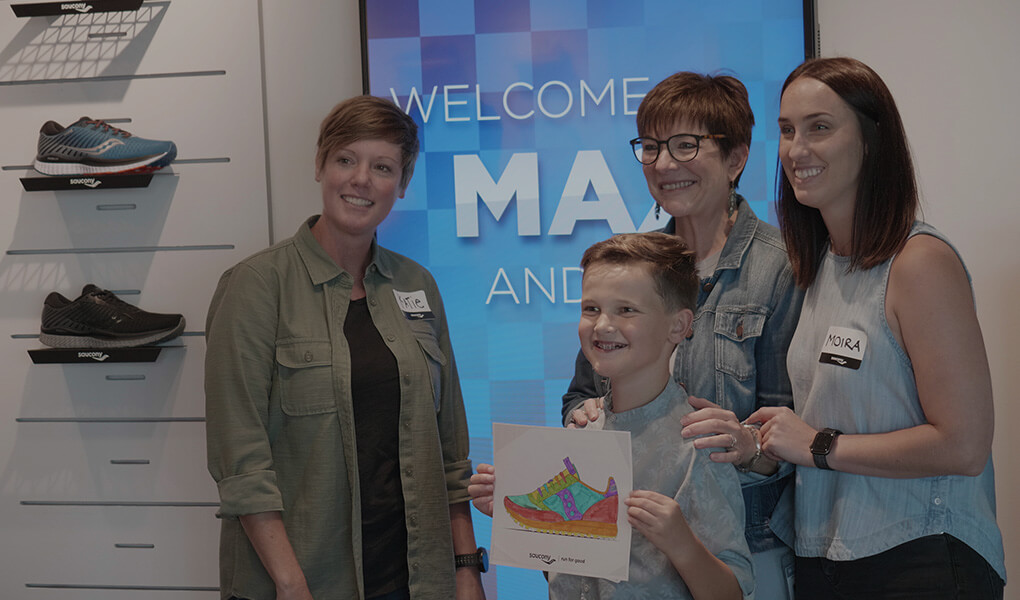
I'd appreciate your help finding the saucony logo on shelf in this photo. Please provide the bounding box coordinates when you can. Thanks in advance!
[70,178,101,188]
[77,351,109,361]
[60,2,93,12]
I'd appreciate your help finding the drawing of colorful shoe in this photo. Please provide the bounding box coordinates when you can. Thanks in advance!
[503,457,618,538]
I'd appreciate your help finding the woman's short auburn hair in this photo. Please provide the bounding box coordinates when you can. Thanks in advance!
[636,71,754,185]
[776,57,918,287]
[580,232,698,314]
[316,95,420,190]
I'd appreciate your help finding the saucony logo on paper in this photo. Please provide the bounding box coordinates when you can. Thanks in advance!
[70,178,101,188]
[832,357,847,366]
[61,2,93,12]
[77,351,109,361]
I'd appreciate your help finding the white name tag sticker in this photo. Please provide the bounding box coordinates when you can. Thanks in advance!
[393,289,435,320]
[819,326,867,370]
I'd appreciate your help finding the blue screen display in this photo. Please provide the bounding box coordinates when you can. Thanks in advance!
[365,1,807,595]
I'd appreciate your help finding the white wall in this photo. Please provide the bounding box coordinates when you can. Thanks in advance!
[261,0,363,243]
[816,0,1019,591]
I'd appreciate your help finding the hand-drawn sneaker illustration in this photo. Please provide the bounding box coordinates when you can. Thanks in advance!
[504,457,618,538]
[33,117,177,176]
[40,285,185,349]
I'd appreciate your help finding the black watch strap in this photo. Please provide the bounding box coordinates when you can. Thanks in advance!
[812,449,833,470]
[454,547,488,573]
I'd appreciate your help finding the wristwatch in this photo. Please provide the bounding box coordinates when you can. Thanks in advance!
[810,428,842,470]
[454,547,489,573]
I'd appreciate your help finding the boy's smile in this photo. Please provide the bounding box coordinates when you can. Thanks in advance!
[578,262,689,407]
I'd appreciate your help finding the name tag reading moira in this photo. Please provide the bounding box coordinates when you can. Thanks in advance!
[393,289,435,320]
[819,326,867,369]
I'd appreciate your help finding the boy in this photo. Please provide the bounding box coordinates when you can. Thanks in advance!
[470,232,753,599]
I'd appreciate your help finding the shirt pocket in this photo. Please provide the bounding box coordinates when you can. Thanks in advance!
[276,340,337,416]
[407,321,447,412]
[713,308,766,381]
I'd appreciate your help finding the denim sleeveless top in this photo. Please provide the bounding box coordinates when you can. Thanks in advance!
[785,222,1005,581]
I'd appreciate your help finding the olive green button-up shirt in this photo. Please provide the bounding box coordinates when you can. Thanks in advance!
[205,217,473,600]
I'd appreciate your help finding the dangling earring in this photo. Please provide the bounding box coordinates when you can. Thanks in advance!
[727,182,737,217]
[654,203,661,220]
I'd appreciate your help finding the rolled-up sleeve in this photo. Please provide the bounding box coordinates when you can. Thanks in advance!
[429,281,473,504]
[205,263,283,518]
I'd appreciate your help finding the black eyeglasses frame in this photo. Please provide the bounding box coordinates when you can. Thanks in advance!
[628,133,728,165]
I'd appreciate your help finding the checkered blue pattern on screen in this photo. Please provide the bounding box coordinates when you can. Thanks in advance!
[366,1,805,595]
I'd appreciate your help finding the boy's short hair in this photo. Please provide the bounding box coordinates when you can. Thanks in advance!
[580,232,697,313]
[316,95,420,190]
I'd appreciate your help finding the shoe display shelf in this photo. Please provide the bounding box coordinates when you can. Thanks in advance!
[27,345,177,364]
[20,173,154,191]
[11,0,143,18]
[0,0,266,593]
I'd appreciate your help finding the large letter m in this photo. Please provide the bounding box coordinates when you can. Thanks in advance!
[454,153,540,237]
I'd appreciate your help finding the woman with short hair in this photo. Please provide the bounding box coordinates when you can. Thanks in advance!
[206,96,486,600]
[561,71,805,599]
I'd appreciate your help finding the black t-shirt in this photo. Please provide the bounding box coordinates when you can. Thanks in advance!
[344,297,408,596]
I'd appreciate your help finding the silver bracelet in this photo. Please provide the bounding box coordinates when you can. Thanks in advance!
[735,422,762,473]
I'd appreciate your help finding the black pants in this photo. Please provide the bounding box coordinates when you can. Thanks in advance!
[795,534,1003,600]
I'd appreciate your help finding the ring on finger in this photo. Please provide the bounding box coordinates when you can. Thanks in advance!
[726,433,737,450]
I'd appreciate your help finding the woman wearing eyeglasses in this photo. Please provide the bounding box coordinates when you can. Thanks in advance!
[560,72,805,598]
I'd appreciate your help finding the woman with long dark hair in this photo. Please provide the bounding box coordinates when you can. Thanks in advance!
[750,57,1005,599]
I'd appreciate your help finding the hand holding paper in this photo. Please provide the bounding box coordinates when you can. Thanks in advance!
[468,463,496,517]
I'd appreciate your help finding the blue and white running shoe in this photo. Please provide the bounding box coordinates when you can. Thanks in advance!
[33,117,177,176]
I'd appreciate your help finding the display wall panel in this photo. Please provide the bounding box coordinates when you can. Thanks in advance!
[13,506,219,589]
[8,420,213,497]
[0,0,268,595]
[0,1,257,87]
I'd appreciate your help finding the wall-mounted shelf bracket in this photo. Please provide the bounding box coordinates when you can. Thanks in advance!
[28,346,166,364]
[12,0,143,18]
[20,173,154,191]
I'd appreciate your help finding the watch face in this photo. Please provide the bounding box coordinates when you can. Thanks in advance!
[811,429,837,454]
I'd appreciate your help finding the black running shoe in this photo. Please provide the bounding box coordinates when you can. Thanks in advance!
[40,284,185,349]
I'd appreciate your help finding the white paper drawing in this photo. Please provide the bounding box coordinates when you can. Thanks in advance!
[491,422,632,582]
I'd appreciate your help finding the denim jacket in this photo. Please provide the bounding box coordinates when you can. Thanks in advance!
[562,198,804,552]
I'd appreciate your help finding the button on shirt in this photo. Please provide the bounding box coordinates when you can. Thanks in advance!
[205,216,473,600]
